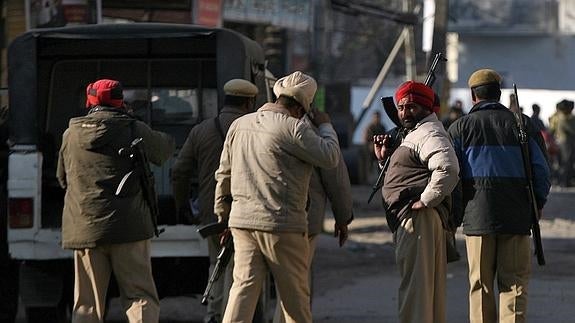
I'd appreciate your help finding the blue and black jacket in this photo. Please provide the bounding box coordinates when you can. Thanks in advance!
[448,100,551,235]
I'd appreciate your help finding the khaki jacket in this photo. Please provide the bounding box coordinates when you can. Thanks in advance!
[214,103,340,233]
[303,117,353,236]
[57,108,175,249]
[172,106,248,224]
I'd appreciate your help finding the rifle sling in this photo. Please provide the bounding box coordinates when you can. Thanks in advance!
[214,116,226,143]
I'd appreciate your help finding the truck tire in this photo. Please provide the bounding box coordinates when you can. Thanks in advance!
[25,304,70,323]
[0,259,18,323]
[19,260,73,323]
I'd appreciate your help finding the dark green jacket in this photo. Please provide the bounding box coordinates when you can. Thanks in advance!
[57,107,175,249]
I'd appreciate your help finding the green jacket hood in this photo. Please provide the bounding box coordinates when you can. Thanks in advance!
[68,109,133,150]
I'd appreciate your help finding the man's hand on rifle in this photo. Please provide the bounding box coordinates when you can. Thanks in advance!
[334,222,349,247]
[411,200,427,210]
[373,134,392,162]
[219,228,231,246]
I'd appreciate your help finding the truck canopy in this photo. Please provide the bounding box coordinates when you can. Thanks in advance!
[7,23,267,229]
[8,23,266,146]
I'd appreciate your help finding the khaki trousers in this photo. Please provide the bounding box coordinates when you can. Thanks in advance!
[395,208,446,323]
[273,234,318,323]
[72,240,160,323]
[465,234,531,323]
[223,228,311,323]
[206,234,234,322]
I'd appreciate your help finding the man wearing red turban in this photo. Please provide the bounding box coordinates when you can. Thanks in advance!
[374,81,459,323]
[58,78,175,322]
[85,79,125,109]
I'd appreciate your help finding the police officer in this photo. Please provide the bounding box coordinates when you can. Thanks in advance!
[57,79,175,323]
[215,71,342,323]
[273,116,354,323]
[172,78,258,323]
[374,81,459,323]
[448,69,551,323]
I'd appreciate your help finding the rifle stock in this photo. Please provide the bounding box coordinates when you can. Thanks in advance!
[367,53,446,203]
[512,84,545,266]
[117,137,164,237]
[198,221,228,239]
[197,222,234,305]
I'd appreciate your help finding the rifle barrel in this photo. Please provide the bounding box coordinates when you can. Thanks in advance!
[513,84,545,266]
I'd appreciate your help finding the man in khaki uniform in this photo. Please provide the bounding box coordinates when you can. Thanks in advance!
[57,79,175,323]
[374,81,459,323]
[172,79,258,323]
[448,69,551,323]
[215,71,343,323]
[273,116,354,323]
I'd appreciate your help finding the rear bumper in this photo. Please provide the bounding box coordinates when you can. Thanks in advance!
[9,224,209,260]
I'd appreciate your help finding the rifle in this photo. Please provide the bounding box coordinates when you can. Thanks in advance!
[198,222,233,305]
[117,137,164,237]
[512,84,545,266]
[367,53,446,203]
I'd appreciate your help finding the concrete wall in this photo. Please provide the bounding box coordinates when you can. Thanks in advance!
[455,34,575,91]
[448,34,575,124]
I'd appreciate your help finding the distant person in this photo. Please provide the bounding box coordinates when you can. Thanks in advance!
[172,78,259,323]
[364,111,387,141]
[57,79,175,322]
[530,103,546,132]
[549,100,575,187]
[373,81,459,323]
[363,111,387,169]
[442,99,465,130]
[448,69,551,323]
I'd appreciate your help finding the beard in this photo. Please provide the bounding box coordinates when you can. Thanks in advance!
[400,109,430,129]
[400,117,417,129]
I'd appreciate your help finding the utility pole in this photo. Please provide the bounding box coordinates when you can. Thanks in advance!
[429,0,449,104]
[404,0,416,80]
[360,3,421,112]
[311,0,331,82]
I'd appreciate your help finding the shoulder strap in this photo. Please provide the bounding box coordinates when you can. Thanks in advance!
[214,116,226,143]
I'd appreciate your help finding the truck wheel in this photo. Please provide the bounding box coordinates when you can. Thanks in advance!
[0,259,18,323]
[25,304,70,323]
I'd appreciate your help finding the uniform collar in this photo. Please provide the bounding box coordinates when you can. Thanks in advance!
[469,100,505,114]
[258,102,291,116]
[220,105,247,115]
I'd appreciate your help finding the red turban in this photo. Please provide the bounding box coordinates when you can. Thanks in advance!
[86,79,124,108]
[394,81,436,112]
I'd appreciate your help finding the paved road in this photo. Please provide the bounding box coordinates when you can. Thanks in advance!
[312,186,575,323]
[15,187,575,322]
